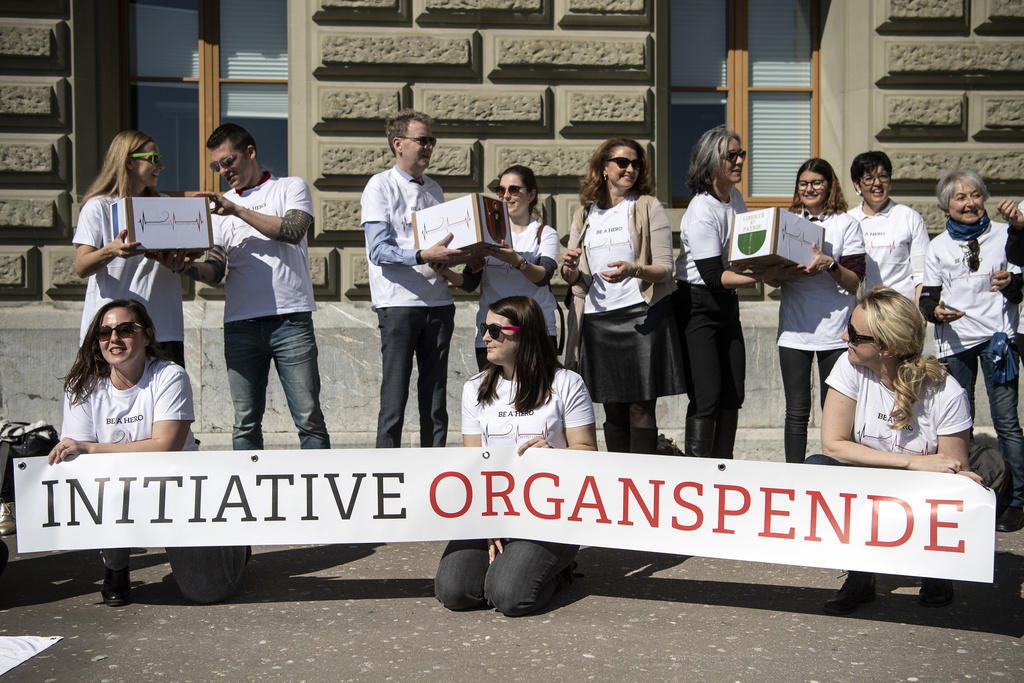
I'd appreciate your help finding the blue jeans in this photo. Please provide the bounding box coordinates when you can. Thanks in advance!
[434,538,578,617]
[944,343,1024,507]
[224,312,330,451]
[375,305,455,448]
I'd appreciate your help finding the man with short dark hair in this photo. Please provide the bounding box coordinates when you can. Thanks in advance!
[361,109,464,447]
[186,122,330,451]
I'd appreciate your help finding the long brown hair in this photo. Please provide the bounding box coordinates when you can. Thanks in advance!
[788,157,848,215]
[476,296,560,413]
[83,130,161,202]
[578,138,653,210]
[860,286,947,431]
[63,299,166,404]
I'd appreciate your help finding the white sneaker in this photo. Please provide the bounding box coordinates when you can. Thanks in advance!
[0,500,14,536]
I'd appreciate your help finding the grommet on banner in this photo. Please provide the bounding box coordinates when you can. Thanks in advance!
[251,454,259,462]
[481,451,490,460]
[717,463,726,471]
[17,461,26,470]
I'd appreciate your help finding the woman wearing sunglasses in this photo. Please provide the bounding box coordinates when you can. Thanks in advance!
[561,138,685,455]
[72,130,187,366]
[435,165,559,369]
[434,296,596,616]
[920,169,1024,534]
[809,286,980,614]
[770,158,865,464]
[48,299,248,606]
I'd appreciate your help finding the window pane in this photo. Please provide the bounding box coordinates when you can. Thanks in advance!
[749,0,812,87]
[220,84,288,184]
[131,0,198,79]
[671,92,727,198]
[220,0,288,79]
[670,0,727,87]
[133,82,199,192]
[748,92,812,197]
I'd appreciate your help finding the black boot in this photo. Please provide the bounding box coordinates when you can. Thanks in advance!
[996,506,1024,532]
[783,425,808,464]
[629,426,658,455]
[823,571,875,615]
[684,417,716,458]
[602,422,630,453]
[919,578,954,607]
[101,567,131,607]
[711,410,738,460]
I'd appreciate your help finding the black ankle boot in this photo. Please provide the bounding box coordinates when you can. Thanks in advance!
[711,410,738,460]
[602,422,630,453]
[101,567,131,607]
[684,417,715,458]
[996,506,1024,532]
[919,578,954,607]
[823,571,875,615]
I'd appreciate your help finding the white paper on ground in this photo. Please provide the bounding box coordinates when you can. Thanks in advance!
[0,636,62,676]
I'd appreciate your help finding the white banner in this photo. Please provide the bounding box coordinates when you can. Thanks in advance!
[14,448,996,582]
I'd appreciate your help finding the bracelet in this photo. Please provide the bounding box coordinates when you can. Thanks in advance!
[633,265,642,279]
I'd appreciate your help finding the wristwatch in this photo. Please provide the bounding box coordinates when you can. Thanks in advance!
[518,258,530,271]
[826,259,839,273]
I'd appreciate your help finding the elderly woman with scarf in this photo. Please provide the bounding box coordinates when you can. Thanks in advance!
[919,169,1024,533]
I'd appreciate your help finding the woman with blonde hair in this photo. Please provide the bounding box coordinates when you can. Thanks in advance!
[73,130,189,366]
[561,138,685,454]
[808,286,980,614]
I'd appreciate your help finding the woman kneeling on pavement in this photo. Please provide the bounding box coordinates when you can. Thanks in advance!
[48,299,248,606]
[434,296,597,616]
[807,286,982,614]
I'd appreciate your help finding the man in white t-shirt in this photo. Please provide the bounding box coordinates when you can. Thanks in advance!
[361,110,465,447]
[186,123,330,451]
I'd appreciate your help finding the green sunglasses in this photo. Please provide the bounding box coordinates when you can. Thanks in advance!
[130,152,163,165]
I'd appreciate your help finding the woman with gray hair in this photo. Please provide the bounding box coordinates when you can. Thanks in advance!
[919,169,1024,533]
[673,126,766,458]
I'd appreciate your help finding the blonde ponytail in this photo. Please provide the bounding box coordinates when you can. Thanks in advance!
[890,355,947,430]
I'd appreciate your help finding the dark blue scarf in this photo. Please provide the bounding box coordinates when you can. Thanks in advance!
[945,213,990,241]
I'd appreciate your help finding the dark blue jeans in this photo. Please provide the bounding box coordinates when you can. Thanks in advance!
[944,343,1024,507]
[224,312,330,451]
[375,305,455,448]
[434,538,578,617]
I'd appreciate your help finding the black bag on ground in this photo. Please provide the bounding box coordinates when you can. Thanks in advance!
[0,420,59,502]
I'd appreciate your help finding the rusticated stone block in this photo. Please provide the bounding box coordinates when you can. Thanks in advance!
[317,142,477,190]
[324,0,396,6]
[888,0,963,18]
[419,86,550,133]
[427,0,540,8]
[888,95,962,126]
[316,32,479,79]
[0,252,25,285]
[342,248,371,298]
[48,251,77,286]
[0,135,68,186]
[0,141,51,172]
[0,25,50,57]
[891,151,1024,189]
[560,0,649,28]
[494,144,593,178]
[881,43,1024,85]
[319,198,364,236]
[0,246,38,296]
[308,247,339,298]
[990,0,1024,17]
[569,91,645,123]
[984,97,1024,127]
[0,21,68,74]
[315,86,403,133]
[569,0,643,11]
[42,245,83,299]
[491,35,650,81]
[877,0,967,33]
[0,197,53,227]
[314,0,410,25]
[903,201,945,233]
[417,0,549,26]
[0,84,50,115]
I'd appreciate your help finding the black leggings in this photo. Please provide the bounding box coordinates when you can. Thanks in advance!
[779,346,844,464]
[675,282,745,418]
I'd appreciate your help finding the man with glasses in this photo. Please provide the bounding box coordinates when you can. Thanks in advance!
[185,122,330,452]
[361,109,466,448]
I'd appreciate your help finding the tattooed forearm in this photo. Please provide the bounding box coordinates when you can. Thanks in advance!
[278,210,313,244]
[183,245,227,284]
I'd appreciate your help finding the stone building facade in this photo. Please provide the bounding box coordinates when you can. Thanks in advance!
[0,0,1022,446]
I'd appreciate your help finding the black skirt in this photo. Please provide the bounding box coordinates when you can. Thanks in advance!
[579,298,687,403]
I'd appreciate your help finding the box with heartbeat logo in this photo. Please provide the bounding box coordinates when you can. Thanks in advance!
[112,196,213,252]
[412,193,509,254]
[729,207,822,269]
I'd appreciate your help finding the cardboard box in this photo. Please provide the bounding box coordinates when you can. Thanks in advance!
[113,196,213,252]
[412,193,509,253]
[729,207,823,269]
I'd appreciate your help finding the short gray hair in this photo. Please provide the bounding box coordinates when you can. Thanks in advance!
[686,125,741,196]
[935,168,989,210]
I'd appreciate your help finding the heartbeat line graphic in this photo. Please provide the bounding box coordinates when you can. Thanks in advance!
[483,422,549,445]
[421,209,473,239]
[137,210,204,232]
[780,225,817,249]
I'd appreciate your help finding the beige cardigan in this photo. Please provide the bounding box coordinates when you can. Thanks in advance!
[563,194,676,369]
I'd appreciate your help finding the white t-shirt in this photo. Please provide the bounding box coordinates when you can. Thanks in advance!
[212,175,317,323]
[60,358,197,451]
[677,188,746,286]
[777,212,865,351]
[826,354,972,456]
[461,368,595,450]
[584,197,644,313]
[923,221,1020,357]
[848,201,929,301]
[360,166,453,308]
[474,219,559,346]
[73,195,183,343]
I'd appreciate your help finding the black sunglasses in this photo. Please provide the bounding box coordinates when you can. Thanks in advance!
[966,238,980,272]
[725,149,747,164]
[480,322,520,339]
[846,321,875,346]
[209,154,238,173]
[397,135,437,147]
[96,322,143,341]
[608,157,643,171]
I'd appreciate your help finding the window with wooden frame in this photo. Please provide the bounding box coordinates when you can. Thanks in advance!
[127,0,288,194]
[669,0,819,208]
